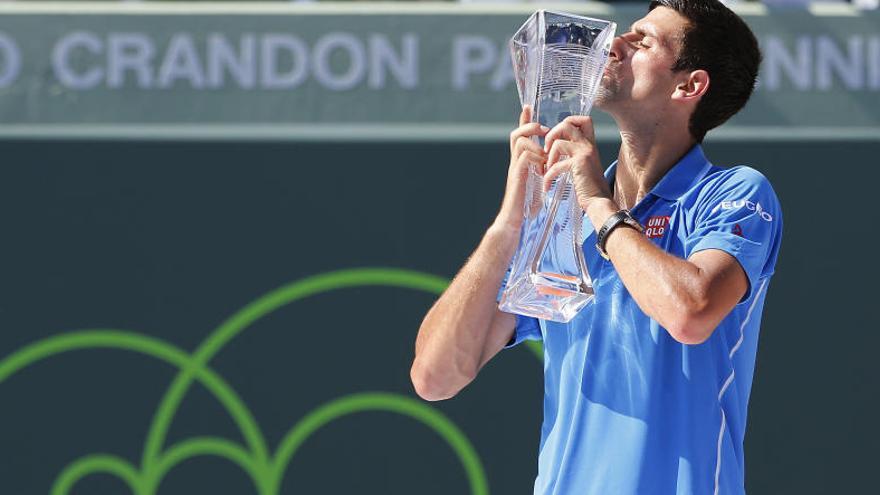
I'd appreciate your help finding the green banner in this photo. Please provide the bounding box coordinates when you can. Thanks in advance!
[0,2,877,140]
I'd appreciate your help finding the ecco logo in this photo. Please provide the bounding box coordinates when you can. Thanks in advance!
[712,199,773,222]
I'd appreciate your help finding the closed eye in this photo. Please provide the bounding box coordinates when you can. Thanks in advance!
[621,32,650,49]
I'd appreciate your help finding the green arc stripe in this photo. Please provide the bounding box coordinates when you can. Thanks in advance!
[0,330,269,471]
[50,454,140,495]
[1,268,539,494]
[270,392,488,495]
[147,437,265,493]
[141,268,449,471]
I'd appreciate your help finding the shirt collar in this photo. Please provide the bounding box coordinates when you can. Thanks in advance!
[603,144,713,201]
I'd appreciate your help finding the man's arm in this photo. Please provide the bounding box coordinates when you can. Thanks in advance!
[410,225,520,401]
[587,198,747,344]
[411,107,548,402]
[542,115,749,344]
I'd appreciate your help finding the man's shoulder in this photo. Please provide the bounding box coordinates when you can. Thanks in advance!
[695,164,779,204]
[703,164,772,190]
[678,162,782,224]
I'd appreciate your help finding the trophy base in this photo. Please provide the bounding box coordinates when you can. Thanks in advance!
[499,272,594,323]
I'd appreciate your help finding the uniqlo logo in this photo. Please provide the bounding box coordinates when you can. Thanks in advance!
[645,215,670,239]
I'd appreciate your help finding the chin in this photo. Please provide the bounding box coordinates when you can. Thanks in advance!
[593,88,614,109]
[592,94,621,120]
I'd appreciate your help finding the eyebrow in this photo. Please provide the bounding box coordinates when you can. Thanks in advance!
[629,23,662,42]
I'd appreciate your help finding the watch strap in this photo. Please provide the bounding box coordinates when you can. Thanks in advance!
[595,210,643,260]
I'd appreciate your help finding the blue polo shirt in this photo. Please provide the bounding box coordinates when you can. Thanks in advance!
[504,145,783,495]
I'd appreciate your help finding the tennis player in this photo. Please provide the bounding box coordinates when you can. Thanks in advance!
[411,1,782,493]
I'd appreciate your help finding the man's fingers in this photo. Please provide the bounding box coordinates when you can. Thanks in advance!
[544,122,584,153]
[563,115,593,128]
[543,159,572,192]
[519,105,533,127]
[514,135,546,158]
[516,150,547,175]
[546,140,580,169]
[510,123,549,152]
[543,116,593,152]
[561,115,595,143]
[573,115,596,142]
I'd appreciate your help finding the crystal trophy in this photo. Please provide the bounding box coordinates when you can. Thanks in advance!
[499,10,616,323]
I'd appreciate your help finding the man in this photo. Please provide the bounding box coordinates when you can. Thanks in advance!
[411,0,782,493]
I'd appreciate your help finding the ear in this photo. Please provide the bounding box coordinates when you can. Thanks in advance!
[672,69,709,101]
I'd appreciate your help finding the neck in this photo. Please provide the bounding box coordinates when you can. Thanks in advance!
[612,121,696,210]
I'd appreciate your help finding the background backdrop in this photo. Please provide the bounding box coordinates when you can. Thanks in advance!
[0,3,877,495]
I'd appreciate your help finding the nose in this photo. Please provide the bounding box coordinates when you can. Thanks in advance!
[609,36,626,62]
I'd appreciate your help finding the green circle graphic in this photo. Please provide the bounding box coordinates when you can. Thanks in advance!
[0,268,540,494]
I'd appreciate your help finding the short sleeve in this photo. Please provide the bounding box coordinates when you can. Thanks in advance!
[503,314,542,348]
[684,167,783,303]
[497,264,543,348]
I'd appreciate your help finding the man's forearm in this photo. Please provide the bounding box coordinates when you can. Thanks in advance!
[411,222,520,399]
[585,199,726,344]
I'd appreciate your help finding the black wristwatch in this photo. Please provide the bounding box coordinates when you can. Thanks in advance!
[595,210,644,260]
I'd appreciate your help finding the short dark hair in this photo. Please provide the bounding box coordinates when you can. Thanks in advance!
[648,0,761,142]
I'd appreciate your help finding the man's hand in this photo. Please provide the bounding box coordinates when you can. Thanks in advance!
[496,106,549,231]
[542,116,613,215]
